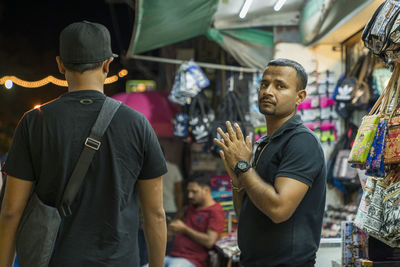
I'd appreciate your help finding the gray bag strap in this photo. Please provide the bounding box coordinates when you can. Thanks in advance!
[58,97,121,217]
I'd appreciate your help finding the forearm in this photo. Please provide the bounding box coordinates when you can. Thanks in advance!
[0,214,19,267]
[232,190,244,217]
[239,168,283,223]
[143,211,167,267]
[223,163,243,217]
[181,226,214,249]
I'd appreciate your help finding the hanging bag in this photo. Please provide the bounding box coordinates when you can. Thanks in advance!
[365,117,389,177]
[384,82,400,164]
[173,105,190,139]
[209,91,253,156]
[381,169,400,241]
[362,175,391,237]
[354,177,377,230]
[188,93,214,143]
[362,0,400,59]
[16,97,121,267]
[350,54,371,109]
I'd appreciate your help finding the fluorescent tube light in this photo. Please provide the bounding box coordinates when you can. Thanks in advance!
[239,0,253,19]
[274,0,287,11]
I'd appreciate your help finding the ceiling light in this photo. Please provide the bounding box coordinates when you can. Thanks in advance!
[239,0,253,19]
[274,0,287,12]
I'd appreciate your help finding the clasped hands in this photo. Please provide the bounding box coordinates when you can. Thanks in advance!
[169,219,186,233]
[213,121,253,185]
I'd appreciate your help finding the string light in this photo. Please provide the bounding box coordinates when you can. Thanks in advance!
[0,69,128,88]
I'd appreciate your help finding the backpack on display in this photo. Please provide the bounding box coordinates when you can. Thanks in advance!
[169,60,210,105]
[173,105,190,139]
[209,91,254,156]
[334,54,372,118]
[188,93,215,143]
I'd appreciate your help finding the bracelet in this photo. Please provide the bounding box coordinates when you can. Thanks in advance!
[231,184,244,192]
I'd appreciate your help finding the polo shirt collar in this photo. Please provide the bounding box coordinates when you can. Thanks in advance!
[256,115,303,144]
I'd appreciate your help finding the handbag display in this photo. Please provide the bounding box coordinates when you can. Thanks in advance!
[16,97,121,267]
[348,64,400,164]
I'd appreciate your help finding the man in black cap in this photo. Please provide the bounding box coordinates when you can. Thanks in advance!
[0,21,167,267]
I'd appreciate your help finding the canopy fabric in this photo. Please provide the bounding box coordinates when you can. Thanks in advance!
[111,91,178,137]
[127,0,219,55]
[206,28,274,70]
[300,0,377,45]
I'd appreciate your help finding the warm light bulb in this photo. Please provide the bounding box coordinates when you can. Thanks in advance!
[5,80,13,89]
[34,105,41,109]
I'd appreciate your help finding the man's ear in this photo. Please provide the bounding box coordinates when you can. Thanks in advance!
[103,57,114,74]
[296,89,307,106]
[56,56,65,74]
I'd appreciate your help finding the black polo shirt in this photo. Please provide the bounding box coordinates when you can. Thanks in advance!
[3,90,167,267]
[238,115,326,267]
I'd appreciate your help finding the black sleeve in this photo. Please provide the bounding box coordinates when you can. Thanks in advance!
[3,114,36,181]
[138,116,167,179]
[276,132,324,187]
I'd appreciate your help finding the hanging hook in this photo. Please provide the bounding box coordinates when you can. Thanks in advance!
[229,72,234,92]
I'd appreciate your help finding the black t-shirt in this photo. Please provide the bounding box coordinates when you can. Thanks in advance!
[3,90,167,266]
[238,115,326,267]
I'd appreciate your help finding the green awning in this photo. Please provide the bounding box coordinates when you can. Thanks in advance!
[206,28,274,69]
[127,0,219,55]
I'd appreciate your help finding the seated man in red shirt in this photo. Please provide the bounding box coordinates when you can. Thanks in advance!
[165,175,225,267]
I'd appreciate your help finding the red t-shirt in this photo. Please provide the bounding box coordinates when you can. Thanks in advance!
[169,203,225,267]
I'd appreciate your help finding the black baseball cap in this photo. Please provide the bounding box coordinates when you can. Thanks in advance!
[59,20,118,64]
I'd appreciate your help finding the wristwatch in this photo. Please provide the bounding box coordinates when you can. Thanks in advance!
[234,160,251,175]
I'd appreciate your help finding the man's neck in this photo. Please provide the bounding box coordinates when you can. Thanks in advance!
[66,70,105,93]
[265,112,296,137]
[197,198,216,209]
[68,87,104,93]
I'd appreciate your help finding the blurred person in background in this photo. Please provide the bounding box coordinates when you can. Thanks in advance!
[165,175,225,267]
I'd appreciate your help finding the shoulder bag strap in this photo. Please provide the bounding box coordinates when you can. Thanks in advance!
[58,97,121,218]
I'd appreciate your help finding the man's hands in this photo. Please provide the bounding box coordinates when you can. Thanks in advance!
[169,219,186,233]
[213,121,253,186]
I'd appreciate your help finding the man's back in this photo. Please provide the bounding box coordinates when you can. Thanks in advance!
[4,90,167,266]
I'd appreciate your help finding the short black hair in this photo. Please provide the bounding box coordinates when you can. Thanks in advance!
[63,61,103,74]
[267,58,308,91]
[187,175,211,189]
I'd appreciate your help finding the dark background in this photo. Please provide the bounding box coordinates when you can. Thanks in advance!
[0,0,136,155]
[0,0,232,156]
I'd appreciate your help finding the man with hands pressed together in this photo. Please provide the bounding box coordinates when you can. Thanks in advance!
[214,58,326,267]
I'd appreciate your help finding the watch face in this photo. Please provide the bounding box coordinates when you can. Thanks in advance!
[238,162,247,169]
